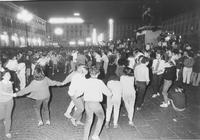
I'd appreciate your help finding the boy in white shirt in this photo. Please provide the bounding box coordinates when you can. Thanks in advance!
[82,67,112,140]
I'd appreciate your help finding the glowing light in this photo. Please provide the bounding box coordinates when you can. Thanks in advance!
[108,18,114,41]
[97,33,104,43]
[54,28,63,35]
[78,40,85,46]
[17,9,33,22]
[69,41,76,45]
[32,38,37,45]
[74,13,80,16]
[49,17,84,24]
[92,28,97,45]
[86,37,91,42]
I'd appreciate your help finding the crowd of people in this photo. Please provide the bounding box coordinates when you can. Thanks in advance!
[0,33,200,139]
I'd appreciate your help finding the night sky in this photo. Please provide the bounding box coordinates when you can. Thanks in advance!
[13,0,199,32]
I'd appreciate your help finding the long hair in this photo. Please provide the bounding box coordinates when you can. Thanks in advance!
[33,65,45,81]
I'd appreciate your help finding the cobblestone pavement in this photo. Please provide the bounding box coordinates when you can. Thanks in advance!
[1,72,200,140]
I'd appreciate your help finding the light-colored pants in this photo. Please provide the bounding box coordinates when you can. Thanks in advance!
[83,101,105,140]
[162,79,172,103]
[190,72,200,86]
[34,98,50,122]
[64,100,75,115]
[106,97,121,125]
[71,96,84,121]
[103,62,108,75]
[123,93,136,122]
[0,99,14,134]
[183,67,192,84]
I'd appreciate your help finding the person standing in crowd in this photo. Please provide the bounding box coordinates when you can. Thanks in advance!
[120,67,136,126]
[17,62,26,90]
[4,54,20,92]
[15,66,63,126]
[191,51,200,86]
[76,50,88,66]
[105,75,122,128]
[151,51,165,98]
[160,50,179,108]
[101,50,109,75]
[127,51,135,70]
[182,51,194,85]
[94,51,102,70]
[62,65,88,126]
[51,53,59,75]
[134,57,150,110]
[24,54,32,85]
[0,70,16,139]
[82,67,112,140]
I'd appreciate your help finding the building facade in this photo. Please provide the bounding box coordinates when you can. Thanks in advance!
[0,2,47,47]
[113,19,142,41]
[48,21,93,47]
[162,8,200,50]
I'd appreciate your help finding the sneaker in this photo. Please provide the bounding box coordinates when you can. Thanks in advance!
[76,121,84,126]
[45,120,51,125]
[128,121,135,126]
[70,118,77,126]
[160,102,169,108]
[38,120,44,127]
[113,124,118,128]
[105,121,109,128]
[152,94,158,98]
[92,135,100,140]
[157,92,160,96]
[6,133,12,139]
[64,113,72,119]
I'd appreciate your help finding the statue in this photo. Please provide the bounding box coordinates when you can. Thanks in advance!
[142,7,153,26]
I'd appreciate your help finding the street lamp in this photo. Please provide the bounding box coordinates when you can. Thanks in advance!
[108,18,114,41]
[92,28,97,45]
[17,9,33,47]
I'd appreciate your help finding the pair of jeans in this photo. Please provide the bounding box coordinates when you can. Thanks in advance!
[135,81,147,108]
[0,99,14,134]
[162,79,172,103]
[71,96,84,121]
[34,98,50,122]
[151,74,163,95]
[106,97,121,125]
[83,101,105,140]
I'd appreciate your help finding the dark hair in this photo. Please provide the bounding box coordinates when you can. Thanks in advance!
[33,66,45,81]
[141,57,149,64]
[89,66,100,76]
[123,67,134,76]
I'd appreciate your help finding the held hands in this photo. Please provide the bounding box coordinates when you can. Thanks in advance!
[13,93,17,97]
